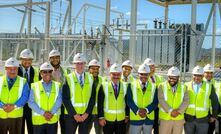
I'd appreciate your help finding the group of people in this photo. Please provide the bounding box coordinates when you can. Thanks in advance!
[0,48,221,134]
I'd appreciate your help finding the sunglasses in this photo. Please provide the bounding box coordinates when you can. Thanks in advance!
[42,70,53,74]
[168,77,178,80]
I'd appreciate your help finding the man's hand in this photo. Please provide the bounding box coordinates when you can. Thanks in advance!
[125,116,129,123]
[138,108,147,118]
[171,110,179,118]
[73,114,83,122]
[43,112,53,121]
[81,113,89,121]
[209,117,216,123]
[3,104,15,113]
[99,118,106,127]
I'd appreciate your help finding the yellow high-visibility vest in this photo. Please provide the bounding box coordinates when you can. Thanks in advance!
[103,81,127,122]
[130,80,156,121]
[64,72,93,114]
[92,76,105,115]
[31,81,61,125]
[185,81,211,118]
[159,81,186,120]
[0,76,26,119]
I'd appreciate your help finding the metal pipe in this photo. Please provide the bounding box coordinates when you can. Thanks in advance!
[212,0,216,65]
[0,1,47,8]
[68,0,72,34]
[129,0,137,66]
[164,1,169,29]
[27,0,32,49]
[44,1,50,62]
[189,0,197,71]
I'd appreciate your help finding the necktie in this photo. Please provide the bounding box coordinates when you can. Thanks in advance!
[24,69,29,83]
[9,79,14,89]
[79,75,83,88]
[150,76,155,83]
[114,84,118,98]
[142,83,146,93]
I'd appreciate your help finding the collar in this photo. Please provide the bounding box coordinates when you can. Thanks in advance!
[22,66,30,73]
[6,76,17,81]
[139,80,147,86]
[41,79,52,85]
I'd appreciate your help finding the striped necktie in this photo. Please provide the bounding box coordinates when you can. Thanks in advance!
[79,75,83,88]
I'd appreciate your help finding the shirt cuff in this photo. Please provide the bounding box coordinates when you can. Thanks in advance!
[136,110,139,115]
[99,117,104,119]
[168,109,173,113]
[145,108,149,114]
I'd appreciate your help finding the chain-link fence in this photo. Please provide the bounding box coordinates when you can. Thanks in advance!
[0,26,221,81]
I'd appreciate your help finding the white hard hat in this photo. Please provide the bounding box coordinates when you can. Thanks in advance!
[122,60,133,68]
[73,53,86,63]
[167,66,180,76]
[110,63,122,73]
[40,62,53,71]
[204,64,214,72]
[19,49,34,59]
[144,58,154,65]
[5,57,19,67]
[138,64,150,74]
[49,49,60,58]
[192,65,204,75]
[88,59,100,67]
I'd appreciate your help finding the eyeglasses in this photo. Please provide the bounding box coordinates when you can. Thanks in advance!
[42,70,53,74]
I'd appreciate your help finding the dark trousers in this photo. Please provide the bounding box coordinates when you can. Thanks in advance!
[184,120,209,134]
[88,114,103,134]
[208,121,215,134]
[153,107,159,134]
[33,123,57,134]
[0,117,23,134]
[59,105,65,134]
[64,114,92,134]
[103,121,126,134]
[21,104,33,134]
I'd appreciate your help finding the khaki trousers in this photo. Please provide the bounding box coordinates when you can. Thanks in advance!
[159,119,185,134]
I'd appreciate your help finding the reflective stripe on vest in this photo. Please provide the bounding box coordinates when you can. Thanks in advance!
[103,81,126,121]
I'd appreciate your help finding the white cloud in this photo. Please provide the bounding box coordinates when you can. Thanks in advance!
[125,11,141,16]
[111,6,118,10]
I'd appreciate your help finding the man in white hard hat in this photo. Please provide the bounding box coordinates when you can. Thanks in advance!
[127,64,158,134]
[28,62,62,134]
[158,67,189,134]
[49,49,70,134]
[121,60,134,83]
[18,48,40,134]
[62,53,96,134]
[98,63,128,134]
[144,58,164,134]
[88,59,104,134]
[184,65,218,134]
[203,64,218,134]
[0,57,29,134]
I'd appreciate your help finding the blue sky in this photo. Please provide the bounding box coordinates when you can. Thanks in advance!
[0,0,219,48]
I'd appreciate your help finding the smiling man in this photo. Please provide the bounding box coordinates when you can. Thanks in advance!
[158,67,189,134]
[62,53,96,134]
[18,49,40,134]
[184,65,218,134]
[28,62,62,134]
[0,57,29,134]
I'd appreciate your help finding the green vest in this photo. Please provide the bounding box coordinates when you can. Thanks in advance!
[159,81,186,120]
[92,76,105,115]
[103,81,127,122]
[130,80,155,121]
[185,81,211,118]
[0,76,26,119]
[121,75,134,83]
[64,72,93,114]
[31,81,61,125]
[214,81,221,117]
[33,67,39,83]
